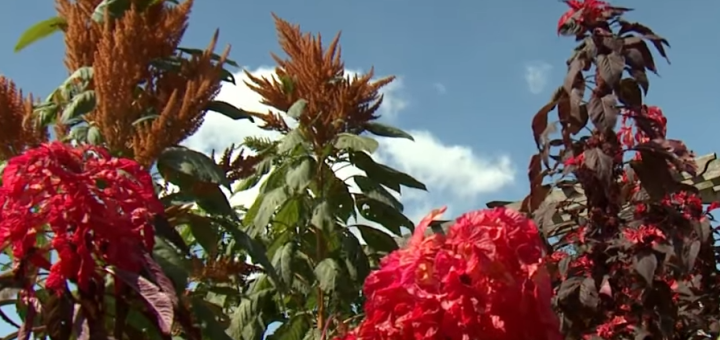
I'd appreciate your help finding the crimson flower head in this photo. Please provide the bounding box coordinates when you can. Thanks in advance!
[0,142,163,293]
[557,0,610,36]
[337,207,562,340]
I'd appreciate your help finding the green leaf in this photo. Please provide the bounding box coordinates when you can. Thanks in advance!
[323,165,356,222]
[214,218,282,289]
[152,238,190,294]
[15,17,66,53]
[192,185,236,218]
[177,47,239,67]
[60,90,96,124]
[253,187,290,231]
[66,125,89,142]
[157,146,230,189]
[311,200,334,233]
[87,125,103,145]
[234,173,264,192]
[353,176,403,212]
[186,215,220,254]
[303,329,321,340]
[220,68,236,84]
[61,66,94,90]
[355,195,414,235]
[189,296,234,340]
[340,230,370,282]
[272,242,295,286]
[277,129,305,154]
[363,122,414,141]
[227,287,277,340]
[314,258,340,293]
[92,0,131,23]
[274,198,302,231]
[351,151,427,192]
[354,224,399,253]
[286,99,308,120]
[267,314,311,340]
[286,157,315,194]
[132,114,160,126]
[334,133,379,154]
[205,100,254,122]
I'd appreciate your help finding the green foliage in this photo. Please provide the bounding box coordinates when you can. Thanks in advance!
[205,100,255,121]
[362,122,414,141]
[228,108,426,339]
[14,16,66,52]
[157,146,231,189]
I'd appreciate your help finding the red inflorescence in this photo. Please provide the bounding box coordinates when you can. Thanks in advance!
[557,0,610,35]
[336,207,562,340]
[0,142,163,292]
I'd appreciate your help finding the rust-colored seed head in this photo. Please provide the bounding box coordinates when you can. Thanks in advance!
[56,0,231,167]
[244,14,395,147]
[0,76,48,160]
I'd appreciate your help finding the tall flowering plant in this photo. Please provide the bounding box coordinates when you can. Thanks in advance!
[528,0,720,338]
[335,207,563,340]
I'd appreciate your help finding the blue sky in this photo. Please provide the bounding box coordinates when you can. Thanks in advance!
[1,0,719,337]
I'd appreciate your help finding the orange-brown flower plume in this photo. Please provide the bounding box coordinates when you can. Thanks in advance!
[56,0,230,167]
[0,76,48,160]
[244,14,394,147]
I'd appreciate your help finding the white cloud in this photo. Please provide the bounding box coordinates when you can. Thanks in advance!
[377,131,514,198]
[181,66,516,228]
[524,61,553,95]
[433,83,447,95]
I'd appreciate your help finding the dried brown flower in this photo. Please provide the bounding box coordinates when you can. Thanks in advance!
[245,14,394,147]
[214,144,264,182]
[56,0,230,167]
[189,255,261,283]
[0,76,48,160]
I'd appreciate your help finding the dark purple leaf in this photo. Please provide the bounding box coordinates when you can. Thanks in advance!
[596,52,625,87]
[587,94,619,131]
[618,20,671,64]
[564,58,585,94]
[579,277,599,309]
[634,139,697,176]
[557,277,583,301]
[533,200,558,236]
[630,153,677,201]
[142,252,179,307]
[685,240,701,272]
[44,292,74,340]
[692,219,712,243]
[630,68,649,95]
[615,78,643,108]
[532,101,555,149]
[109,268,174,335]
[583,148,613,184]
[623,37,657,73]
[633,252,657,286]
